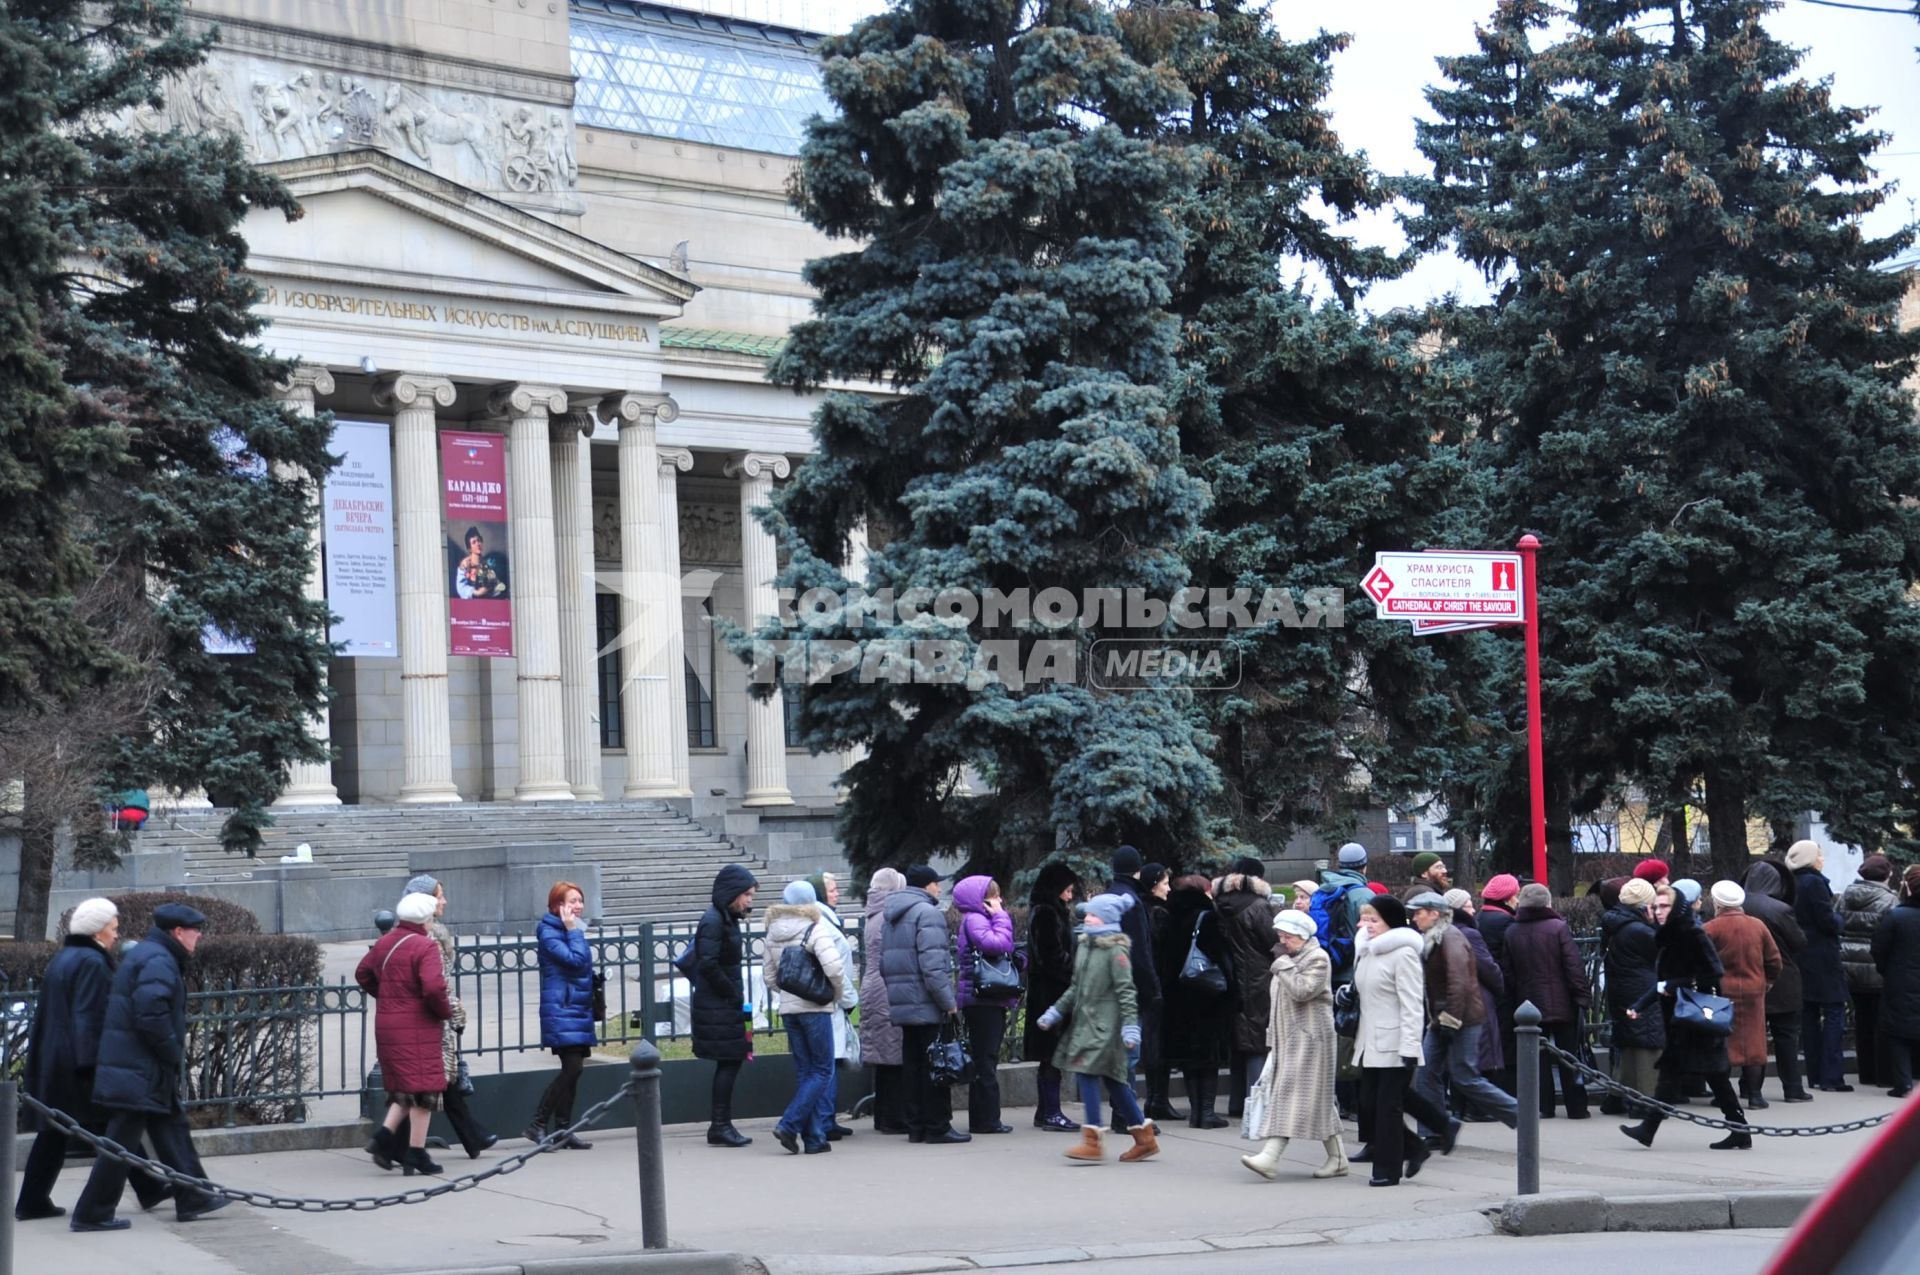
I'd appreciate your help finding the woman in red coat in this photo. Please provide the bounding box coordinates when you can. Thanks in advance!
[1703,881,1783,1108]
[356,892,454,1176]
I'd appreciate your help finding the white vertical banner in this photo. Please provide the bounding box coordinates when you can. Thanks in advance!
[323,420,399,657]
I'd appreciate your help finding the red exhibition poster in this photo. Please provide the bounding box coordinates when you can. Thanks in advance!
[441,431,514,657]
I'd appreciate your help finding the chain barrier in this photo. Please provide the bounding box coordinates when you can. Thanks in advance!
[17,1079,636,1213]
[1539,1039,1895,1138]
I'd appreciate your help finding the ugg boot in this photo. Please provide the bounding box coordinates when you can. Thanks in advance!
[1313,1135,1350,1179]
[1118,1124,1160,1162]
[1065,1126,1105,1163]
[1240,1136,1287,1179]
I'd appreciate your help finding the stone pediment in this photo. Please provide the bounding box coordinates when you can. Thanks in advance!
[245,149,695,314]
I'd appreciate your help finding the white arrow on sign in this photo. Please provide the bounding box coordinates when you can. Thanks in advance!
[1363,550,1526,623]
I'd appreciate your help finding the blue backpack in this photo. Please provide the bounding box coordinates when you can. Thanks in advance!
[1309,882,1370,979]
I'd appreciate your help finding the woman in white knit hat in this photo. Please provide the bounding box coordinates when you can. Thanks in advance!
[1241,908,1346,1180]
[16,900,171,1222]
[1703,881,1783,1110]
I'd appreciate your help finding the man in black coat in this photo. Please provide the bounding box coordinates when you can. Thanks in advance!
[69,903,226,1232]
[15,900,169,1222]
[1104,845,1162,1129]
[691,863,758,1147]
[1787,840,1853,1092]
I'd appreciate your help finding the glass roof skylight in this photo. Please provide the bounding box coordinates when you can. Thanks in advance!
[571,1,834,156]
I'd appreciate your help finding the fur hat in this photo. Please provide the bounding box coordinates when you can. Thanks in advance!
[1785,840,1820,871]
[1367,894,1410,929]
[1482,874,1520,903]
[1516,882,1553,909]
[69,897,118,937]
[1710,880,1745,910]
[783,879,817,906]
[1273,910,1316,940]
[396,893,437,925]
[1619,878,1657,909]
[1140,862,1170,892]
[1232,856,1267,879]
[1632,859,1670,884]
[1410,852,1442,875]
[1337,842,1369,868]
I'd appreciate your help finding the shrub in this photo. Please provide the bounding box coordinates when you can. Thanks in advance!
[1557,893,1603,936]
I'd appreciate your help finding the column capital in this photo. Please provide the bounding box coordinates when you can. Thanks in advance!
[726,451,791,482]
[275,365,336,402]
[603,391,678,427]
[489,382,568,420]
[372,373,456,411]
[553,404,597,442]
[658,446,694,475]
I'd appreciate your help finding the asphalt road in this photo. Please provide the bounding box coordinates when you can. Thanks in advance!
[987,1229,1790,1274]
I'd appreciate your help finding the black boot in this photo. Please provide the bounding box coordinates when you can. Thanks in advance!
[1710,1099,1753,1150]
[366,1124,399,1171]
[1143,1065,1184,1122]
[1188,1069,1229,1130]
[1620,1117,1660,1147]
[1743,1066,1770,1110]
[706,1098,752,1148]
[401,1146,443,1176]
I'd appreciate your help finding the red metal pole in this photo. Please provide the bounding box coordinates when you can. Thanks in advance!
[1518,535,1546,886]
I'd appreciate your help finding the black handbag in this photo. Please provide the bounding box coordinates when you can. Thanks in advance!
[1674,984,1734,1037]
[926,1019,973,1085]
[1178,915,1230,997]
[775,922,835,1006]
[591,972,607,1021]
[971,945,1023,999]
[1332,983,1360,1038]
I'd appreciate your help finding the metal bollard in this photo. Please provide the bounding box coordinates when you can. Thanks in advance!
[629,1041,668,1250]
[1515,1000,1541,1196]
[1,1080,16,1275]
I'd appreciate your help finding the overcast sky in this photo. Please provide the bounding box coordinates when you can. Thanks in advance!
[712,0,1917,311]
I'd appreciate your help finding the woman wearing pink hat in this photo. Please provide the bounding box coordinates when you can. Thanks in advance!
[1479,875,1520,1093]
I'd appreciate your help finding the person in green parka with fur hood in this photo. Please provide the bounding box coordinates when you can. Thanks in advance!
[1034,893,1159,1165]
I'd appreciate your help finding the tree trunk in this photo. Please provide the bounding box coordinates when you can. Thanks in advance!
[1702,762,1750,884]
[13,786,57,941]
[1545,775,1575,897]
[1768,817,1799,856]
[1666,808,1691,867]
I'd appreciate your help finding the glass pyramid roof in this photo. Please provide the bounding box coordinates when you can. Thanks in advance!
[571,1,833,156]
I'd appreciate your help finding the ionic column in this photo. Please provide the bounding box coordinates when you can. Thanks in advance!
[553,405,602,801]
[727,452,794,807]
[274,365,342,806]
[658,446,695,796]
[490,383,574,801]
[612,393,679,798]
[374,373,461,803]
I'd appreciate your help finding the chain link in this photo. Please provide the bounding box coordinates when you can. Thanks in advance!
[18,1078,638,1212]
[1538,1039,1895,1137]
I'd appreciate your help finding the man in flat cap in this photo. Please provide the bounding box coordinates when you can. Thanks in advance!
[70,902,230,1231]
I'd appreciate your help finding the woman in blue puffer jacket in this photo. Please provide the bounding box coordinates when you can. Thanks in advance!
[526,880,597,1149]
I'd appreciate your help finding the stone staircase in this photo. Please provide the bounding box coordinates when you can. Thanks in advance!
[130,801,771,925]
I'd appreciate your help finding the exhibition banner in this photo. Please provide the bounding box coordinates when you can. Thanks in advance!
[441,430,513,657]
[323,420,399,657]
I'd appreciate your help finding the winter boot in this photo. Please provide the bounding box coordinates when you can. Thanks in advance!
[706,1098,752,1148]
[1065,1126,1105,1163]
[366,1124,399,1171]
[1620,1118,1660,1147]
[1710,1099,1753,1150]
[1313,1136,1351,1179]
[401,1146,443,1176]
[1743,1066,1770,1109]
[1240,1137,1287,1179]
[1188,1069,1228,1129]
[1118,1123,1160,1163]
[1143,1066,1184,1122]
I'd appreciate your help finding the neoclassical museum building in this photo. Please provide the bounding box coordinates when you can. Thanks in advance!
[157,0,861,813]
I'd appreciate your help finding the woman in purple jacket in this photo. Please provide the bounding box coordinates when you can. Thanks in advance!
[954,874,1019,1134]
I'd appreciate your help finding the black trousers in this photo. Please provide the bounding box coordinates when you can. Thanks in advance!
[1358,1064,1453,1184]
[442,1084,494,1156]
[17,1121,169,1215]
[1853,991,1884,1087]
[1884,1033,1920,1093]
[534,1046,589,1127]
[1638,1070,1745,1141]
[1766,1011,1808,1097]
[869,1063,908,1131]
[1227,1049,1269,1118]
[899,1021,955,1137]
[708,1057,743,1125]
[1539,1021,1590,1117]
[962,1004,1008,1131]
[72,1108,213,1224]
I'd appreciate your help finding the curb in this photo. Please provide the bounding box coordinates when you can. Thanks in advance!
[13,1118,372,1163]
[375,1251,750,1275]
[1493,1188,1816,1237]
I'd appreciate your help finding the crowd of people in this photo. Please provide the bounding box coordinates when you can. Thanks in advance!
[20,837,1920,1230]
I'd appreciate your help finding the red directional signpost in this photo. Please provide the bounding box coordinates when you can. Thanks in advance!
[1364,537,1548,885]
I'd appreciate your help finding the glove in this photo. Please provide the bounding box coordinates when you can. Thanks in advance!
[1437,1012,1462,1032]
[1122,1024,1141,1050]
[1036,1006,1063,1031]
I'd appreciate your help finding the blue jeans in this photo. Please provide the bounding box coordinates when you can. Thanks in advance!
[1077,1072,1144,1130]
[780,1013,835,1145]
[1416,1024,1517,1133]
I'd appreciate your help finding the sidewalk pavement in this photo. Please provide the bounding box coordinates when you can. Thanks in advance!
[10,1089,1893,1275]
